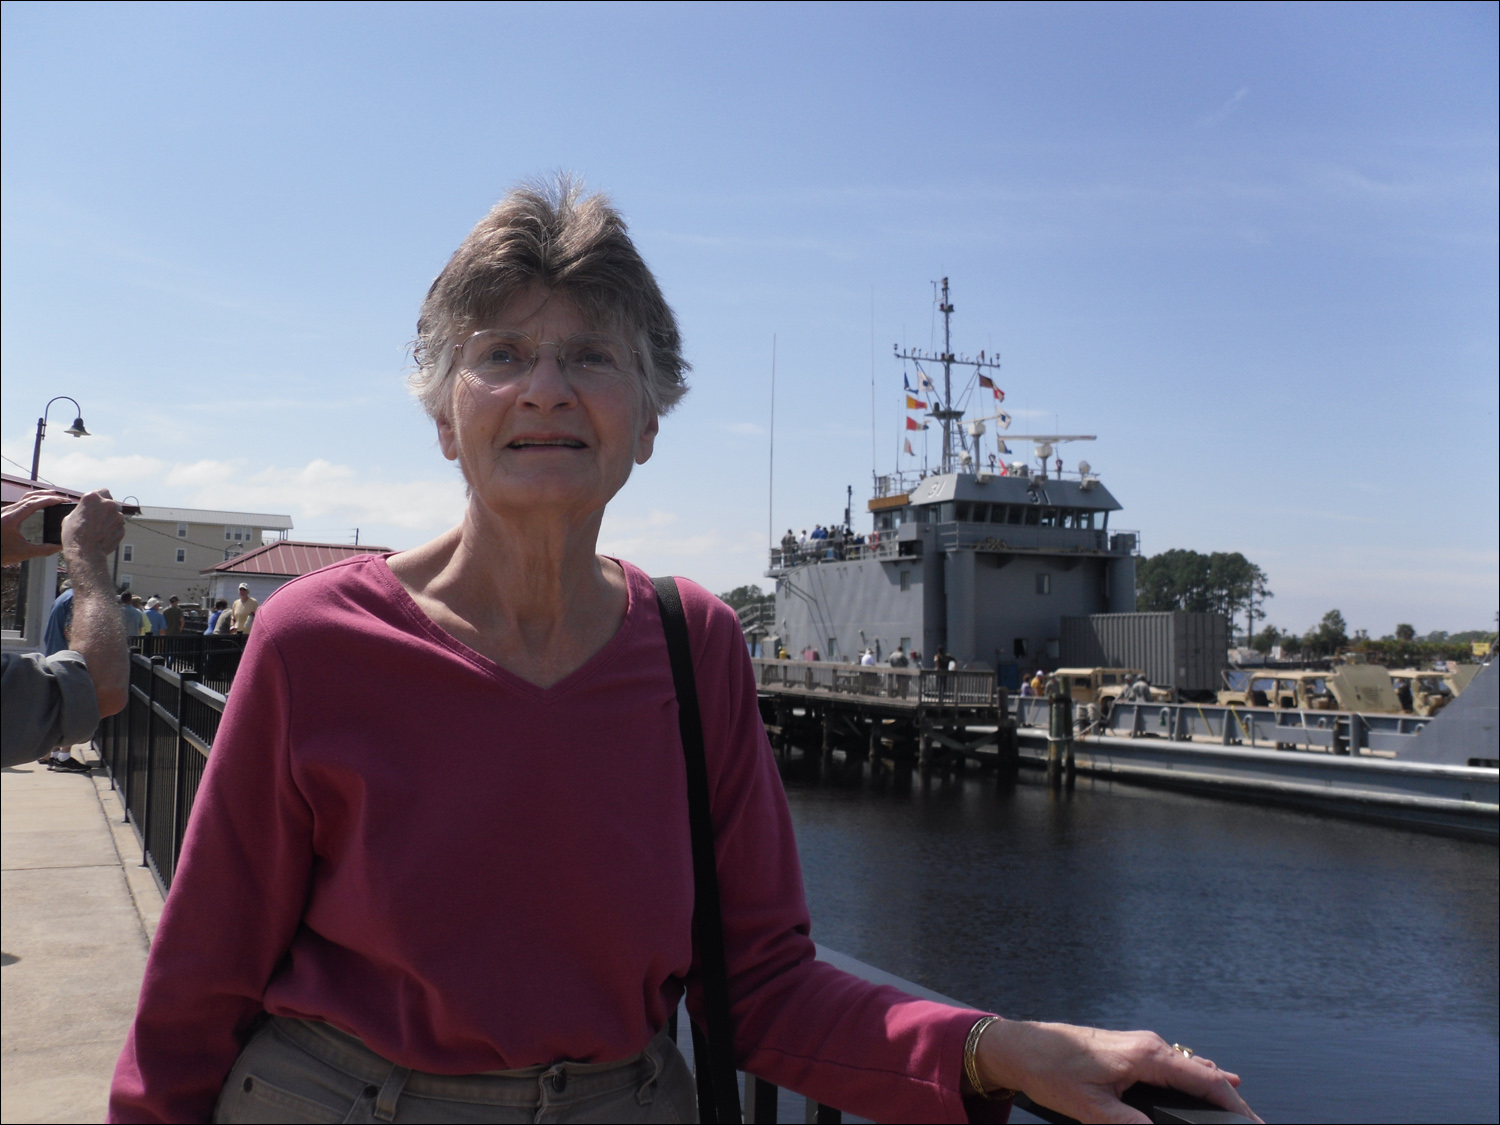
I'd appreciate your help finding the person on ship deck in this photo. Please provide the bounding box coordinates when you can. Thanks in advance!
[109,176,1258,1125]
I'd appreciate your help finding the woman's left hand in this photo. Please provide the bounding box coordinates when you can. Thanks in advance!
[973,1019,1262,1125]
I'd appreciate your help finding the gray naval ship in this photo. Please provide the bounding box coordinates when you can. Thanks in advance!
[766,278,1138,684]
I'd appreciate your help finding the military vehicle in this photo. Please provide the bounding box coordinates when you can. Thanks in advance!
[1217,665,1399,713]
[1387,667,1480,717]
[1052,667,1173,708]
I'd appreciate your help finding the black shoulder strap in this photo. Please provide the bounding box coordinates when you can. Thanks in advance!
[652,576,742,1125]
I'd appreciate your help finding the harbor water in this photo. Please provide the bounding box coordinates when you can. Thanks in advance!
[782,770,1498,1124]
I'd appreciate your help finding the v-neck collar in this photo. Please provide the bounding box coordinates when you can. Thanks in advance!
[370,553,644,701]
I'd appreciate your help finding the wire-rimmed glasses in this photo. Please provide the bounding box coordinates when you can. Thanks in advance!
[454,330,639,389]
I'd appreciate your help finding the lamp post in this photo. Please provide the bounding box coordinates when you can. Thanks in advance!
[30,396,90,480]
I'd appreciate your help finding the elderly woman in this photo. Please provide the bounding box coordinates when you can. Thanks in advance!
[110,179,1256,1124]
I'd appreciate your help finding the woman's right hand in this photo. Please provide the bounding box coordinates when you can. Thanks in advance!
[975,1018,1262,1124]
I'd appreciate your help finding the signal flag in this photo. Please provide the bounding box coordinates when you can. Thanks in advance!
[905,416,927,431]
[904,438,915,456]
[905,395,927,410]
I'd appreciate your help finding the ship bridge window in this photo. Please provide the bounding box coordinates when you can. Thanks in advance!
[954,501,971,522]
[877,513,895,531]
[969,503,989,522]
[1077,510,1095,530]
[1024,506,1040,526]
[990,505,1008,524]
[1007,505,1023,525]
[1040,508,1059,528]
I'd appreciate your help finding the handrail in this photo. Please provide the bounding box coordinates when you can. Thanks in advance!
[1012,694,1433,756]
[750,658,998,707]
[96,652,227,894]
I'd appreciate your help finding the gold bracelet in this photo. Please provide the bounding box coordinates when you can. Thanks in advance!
[963,1016,1015,1100]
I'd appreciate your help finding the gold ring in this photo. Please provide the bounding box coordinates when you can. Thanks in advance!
[1171,1043,1194,1059]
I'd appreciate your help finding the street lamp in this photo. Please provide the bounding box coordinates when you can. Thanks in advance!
[30,396,90,481]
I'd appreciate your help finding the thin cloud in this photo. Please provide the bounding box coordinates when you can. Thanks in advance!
[1199,87,1249,127]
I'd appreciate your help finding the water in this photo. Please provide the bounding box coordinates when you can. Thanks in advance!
[782,769,1498,1124]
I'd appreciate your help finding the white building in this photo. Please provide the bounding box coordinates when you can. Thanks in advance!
[117,506,294,605]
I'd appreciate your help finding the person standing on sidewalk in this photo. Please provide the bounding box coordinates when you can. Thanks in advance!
[230,583,258,634]
[1,490,129,769]
[163,596,184,635]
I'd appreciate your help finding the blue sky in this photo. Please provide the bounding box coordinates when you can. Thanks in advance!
[3,2,1495,636]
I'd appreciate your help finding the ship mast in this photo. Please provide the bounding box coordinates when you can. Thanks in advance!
[893,277,1003,473]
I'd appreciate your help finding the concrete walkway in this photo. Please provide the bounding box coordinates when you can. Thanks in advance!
[1,746,163,1124]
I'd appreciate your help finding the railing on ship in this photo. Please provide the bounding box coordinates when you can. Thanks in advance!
[751,658,999,708]
[769,539,899,569]
[1012,694,1434,755]
[769,526,1141,570]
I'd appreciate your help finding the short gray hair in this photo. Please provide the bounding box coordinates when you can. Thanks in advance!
[409,175,688,419]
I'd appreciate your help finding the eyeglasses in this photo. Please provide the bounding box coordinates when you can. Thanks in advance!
[454,330,638,388]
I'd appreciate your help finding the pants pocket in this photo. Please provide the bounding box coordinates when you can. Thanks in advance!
[213,1023,364,1124]
[214,1073,354,1124]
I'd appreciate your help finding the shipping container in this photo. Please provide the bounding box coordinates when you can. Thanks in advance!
[1060,612,1229,695]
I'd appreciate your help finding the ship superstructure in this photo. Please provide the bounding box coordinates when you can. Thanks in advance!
[766,280,1138,679]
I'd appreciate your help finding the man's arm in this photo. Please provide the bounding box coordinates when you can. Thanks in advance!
[60,492,128,716]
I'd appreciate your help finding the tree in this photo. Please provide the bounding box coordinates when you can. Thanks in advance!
[1250,625,1281,655]
[1304,609,1348,657]
[1135,549,1271,632]
[717,584,771,613]
[1394,623,1415,642]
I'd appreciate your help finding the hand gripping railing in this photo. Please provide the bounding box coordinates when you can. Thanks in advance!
[719,945,1253,1124]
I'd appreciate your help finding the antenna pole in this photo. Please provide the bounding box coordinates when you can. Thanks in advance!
[894,278,1001,476]
[870,287,877,489]
[767,334,777,553]
[940,277,954,472]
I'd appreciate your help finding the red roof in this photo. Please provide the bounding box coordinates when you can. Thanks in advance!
[2,471,86,506]
[204,540,391,578]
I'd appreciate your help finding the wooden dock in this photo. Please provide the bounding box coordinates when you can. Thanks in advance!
[750,659,1018,776]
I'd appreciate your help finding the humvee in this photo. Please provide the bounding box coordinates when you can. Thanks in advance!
[1053,667,1173,712]
[1218,665,1400,713]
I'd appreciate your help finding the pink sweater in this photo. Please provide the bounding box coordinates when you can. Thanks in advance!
[109,556,986,1122]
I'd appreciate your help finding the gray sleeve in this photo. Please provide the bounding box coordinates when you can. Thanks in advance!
[1,650,102,769]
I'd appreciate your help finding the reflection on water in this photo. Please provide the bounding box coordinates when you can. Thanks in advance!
[783,771,1498,1124]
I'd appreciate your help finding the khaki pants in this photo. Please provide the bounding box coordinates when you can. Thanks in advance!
[213,1017,698,1124]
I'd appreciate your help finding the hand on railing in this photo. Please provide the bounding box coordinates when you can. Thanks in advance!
[973,1020,1260,1125]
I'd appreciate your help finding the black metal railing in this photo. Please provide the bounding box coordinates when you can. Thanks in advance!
[132,633,248,695]
[96,652,226,892]
[93,652,1239,1124]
